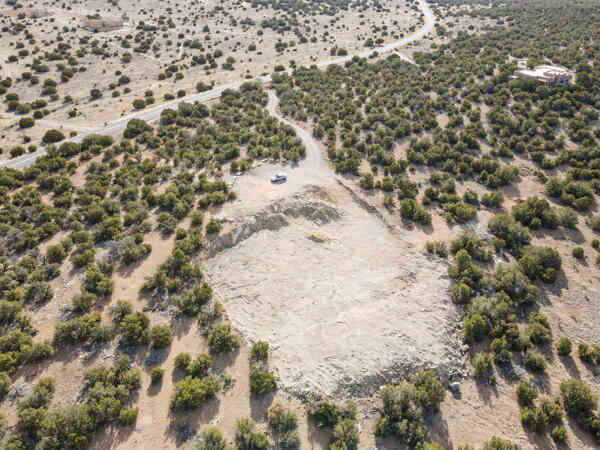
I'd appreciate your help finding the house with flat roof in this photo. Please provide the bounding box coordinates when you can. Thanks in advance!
[511,65,572,87]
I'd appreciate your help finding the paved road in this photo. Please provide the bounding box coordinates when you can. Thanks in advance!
[0,0,434,170]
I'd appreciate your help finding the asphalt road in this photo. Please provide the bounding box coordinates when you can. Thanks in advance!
[0,0,434,170]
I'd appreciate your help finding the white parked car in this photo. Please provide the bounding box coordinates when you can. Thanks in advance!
[270,173,287,182]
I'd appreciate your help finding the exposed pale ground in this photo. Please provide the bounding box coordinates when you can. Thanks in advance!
[204,185,463,398]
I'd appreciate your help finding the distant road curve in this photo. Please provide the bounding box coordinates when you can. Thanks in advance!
[1,60,10,78]
[0,0,434,170]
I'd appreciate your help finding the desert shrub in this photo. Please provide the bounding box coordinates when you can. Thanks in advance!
[492,264,537,305]
[42,129,65,143]
[511,196,559,229]
[0,372,10,399]
[490,336,512,364]
[149,325,172,348]
[488,214,531,250]
[206,218,222,233]
[0,300,22,324]
[311,401,341,428]
[521,398,562,434]
[119,407,138,425]
[450,231,493,261]
[443,201,477,223]
[577,342,598,364]
[560,378,597,419]
[20,342,54,364]
[518,246,561,282]
[54,313,113,344]
[558,208,578,228]
[525,312,551,346]
[84,265,114,296]
[46,244,66,263]
[463,313,486,343]
[251,341,269,361]
[562,181,594,211]
[592,239,600,248]
[267,401,298,432]
[551,425,568,441]
[120,312,149,343]
[451,283,471,304]
[157,212,177,234]
[170,375,220,411]
[481,190,504,208]
[375,383,428,445]
[472,352,492,379]
[250,363,276,395]
[480,436,517,449]
[412,370,446,412]
[174,353,192,370]
[545,177,563,197]
[236,417,270,449]
[19,117,35,129]
[556,337,572,356]
[150,367,164,384]
[25,356,141,447]
[448,250,484,288]
[188,353,211,377]
[198,426,227,450]
[173,283,212,316]
[400,199,432,225]
[516,381,538,407]
[207,323,240,352]
[587,215,600,232]
[523,350,546,372]
[71,291,96,312]
[331,418,359,449]
[190,210,204,226]
[109,300,133,320]
[279,430,300,448]
[374,370,444,446]
[572,247,584,259]
[360,172,374,189]
[425,241,448,258]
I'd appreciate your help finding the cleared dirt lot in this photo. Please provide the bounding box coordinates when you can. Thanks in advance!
[204,184,464,398]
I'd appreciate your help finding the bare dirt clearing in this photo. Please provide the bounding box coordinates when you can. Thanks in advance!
[203,184,464,398]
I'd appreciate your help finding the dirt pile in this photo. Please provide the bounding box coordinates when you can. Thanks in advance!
[203,188,465,397]
[203,190,341,257]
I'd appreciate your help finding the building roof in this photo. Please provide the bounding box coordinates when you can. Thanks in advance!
[513,65,571,83]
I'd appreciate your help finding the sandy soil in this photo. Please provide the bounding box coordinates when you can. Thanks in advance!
[203,185,464,398]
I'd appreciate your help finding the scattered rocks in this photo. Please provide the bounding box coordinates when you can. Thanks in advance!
[7,382,33,402]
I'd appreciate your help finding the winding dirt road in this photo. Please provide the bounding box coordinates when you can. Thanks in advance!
[0,0,434,170]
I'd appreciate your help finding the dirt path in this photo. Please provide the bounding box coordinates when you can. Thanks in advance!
[265,91,329,173]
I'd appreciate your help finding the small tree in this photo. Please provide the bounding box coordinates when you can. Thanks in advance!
[206,218,221,234]
[149,325,172,348]
[42,129,65,143]
[556,337,572,356]
[472,352,492,379]
[174,352,192,370]
[150,367,164,384]
[207,323,240,352]
[251,341,269,360]
[516,381,538,406]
